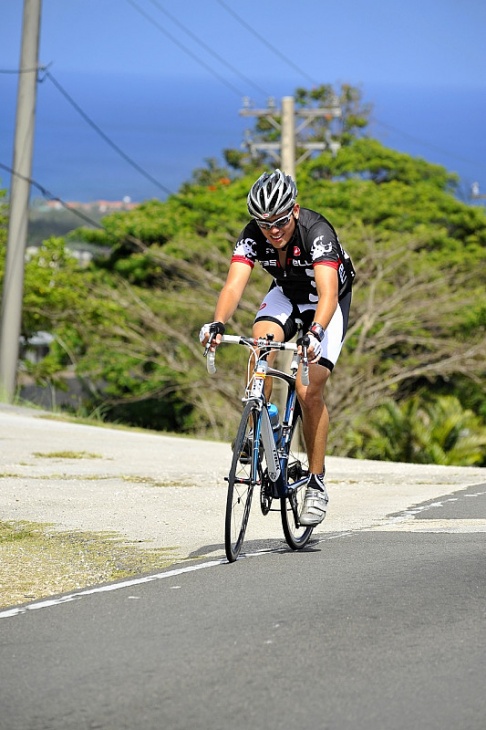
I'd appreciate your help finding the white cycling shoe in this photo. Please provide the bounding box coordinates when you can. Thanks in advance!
[299,474,328,526]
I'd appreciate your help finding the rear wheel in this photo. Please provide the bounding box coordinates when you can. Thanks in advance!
[281,408,314,549]
[225,401,260,562]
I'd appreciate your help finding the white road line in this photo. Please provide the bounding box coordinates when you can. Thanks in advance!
[0,558,225,620]
[3,492,485,620]
[371,519,486,533]
[0,531,352,620]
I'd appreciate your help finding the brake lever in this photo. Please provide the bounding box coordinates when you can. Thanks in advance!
[204,334,217,374]
[301,334,310,386]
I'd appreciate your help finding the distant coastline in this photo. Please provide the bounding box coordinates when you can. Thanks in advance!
[1,73,485,204]
[33,198,139,214]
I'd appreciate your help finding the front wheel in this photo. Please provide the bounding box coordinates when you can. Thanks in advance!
[281,408,314,550]
[225,401,260,562]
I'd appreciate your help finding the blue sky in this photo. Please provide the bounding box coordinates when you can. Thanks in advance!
[1,0,485,201]
[2,0,484,86]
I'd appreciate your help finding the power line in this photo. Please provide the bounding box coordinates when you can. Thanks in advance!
[2,11,479,189]
[146,0,271,98]
[216,2,482,180]
[371,117,481,170]
[215,0,319,87]
[0,160,107,231]
[2,65,176,199]
[0,67,39,74]
[0,160,209,268]
[43,70,174,197]
[126,0,246,98]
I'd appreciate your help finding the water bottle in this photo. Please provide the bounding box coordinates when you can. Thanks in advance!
[267,403,281,445]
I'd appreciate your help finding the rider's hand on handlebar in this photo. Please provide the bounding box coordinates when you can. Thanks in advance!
[199,321,225,351]
[298,332,322,364]
[306,332,322,363]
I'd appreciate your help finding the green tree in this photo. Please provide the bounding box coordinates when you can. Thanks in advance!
[224,83,372,172]
[67,142,485,451]
[345,396,486,466]
[295,83,372,145]
[5,120,485,464]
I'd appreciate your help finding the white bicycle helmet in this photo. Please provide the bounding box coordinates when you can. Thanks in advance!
[247,169,298,219]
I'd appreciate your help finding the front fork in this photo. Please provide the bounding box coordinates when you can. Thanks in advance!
[253,387,299,500]
[250,399,287,499]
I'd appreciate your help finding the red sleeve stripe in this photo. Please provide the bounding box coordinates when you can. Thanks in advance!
[313,260,339,269]
[231,256,254,268]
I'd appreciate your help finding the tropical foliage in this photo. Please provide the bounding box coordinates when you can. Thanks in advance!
[345,396,486,466]
[0,84,485,465]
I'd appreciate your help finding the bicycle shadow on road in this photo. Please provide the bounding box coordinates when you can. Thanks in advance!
[188,536,322,561]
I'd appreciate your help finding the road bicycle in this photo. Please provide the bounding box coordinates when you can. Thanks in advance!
[205,326,314,562]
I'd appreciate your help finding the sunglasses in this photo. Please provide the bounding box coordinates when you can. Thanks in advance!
[254,210,294,230]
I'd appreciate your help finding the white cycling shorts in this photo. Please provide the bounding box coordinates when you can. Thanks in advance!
[254,285,351,371]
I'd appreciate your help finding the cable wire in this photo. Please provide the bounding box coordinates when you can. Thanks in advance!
[0,67,39,74]
[43,70,174,197]
[215,0,319,86]
[0,160,107,231]
[371,117,480,169]
[146,0,271,98]
[126,0,246,98]
[0,162,209,269]
[215,1,480,178]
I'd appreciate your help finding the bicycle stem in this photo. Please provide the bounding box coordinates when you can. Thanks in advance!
[204,334,309,385]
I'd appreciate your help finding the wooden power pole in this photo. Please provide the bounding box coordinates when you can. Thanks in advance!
[240,94,341,180]
[0,0,42,402]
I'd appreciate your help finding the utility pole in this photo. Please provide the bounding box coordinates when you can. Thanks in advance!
[0,0,42,403]
[240,95,341,179]
[281,96,295,178]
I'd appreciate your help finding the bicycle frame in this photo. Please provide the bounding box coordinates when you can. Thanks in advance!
[206,332,309,499]
[205,329,313,560]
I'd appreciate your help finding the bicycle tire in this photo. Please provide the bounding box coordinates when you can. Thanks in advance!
[281,408,314,549]
[225,400,260,562]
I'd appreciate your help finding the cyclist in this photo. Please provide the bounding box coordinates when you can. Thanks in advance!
[200,169,354,526]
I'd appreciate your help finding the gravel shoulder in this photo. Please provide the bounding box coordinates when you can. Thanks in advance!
[1,405,484,608]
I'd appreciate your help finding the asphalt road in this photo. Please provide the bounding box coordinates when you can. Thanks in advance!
[1,483,485,730]
[1,406,485,729]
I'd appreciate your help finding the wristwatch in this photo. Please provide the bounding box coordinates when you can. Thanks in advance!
[308,322,325,342]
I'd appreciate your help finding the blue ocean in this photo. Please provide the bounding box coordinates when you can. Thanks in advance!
[1,71,485,204]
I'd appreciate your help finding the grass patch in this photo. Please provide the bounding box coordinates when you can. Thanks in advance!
[0,519,178,609]
[0,471,195,486]
[33,450,103,459]
[0,521,40,543]
[121,475,196,487]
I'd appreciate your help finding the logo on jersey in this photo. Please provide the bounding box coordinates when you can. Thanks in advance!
[293,246,301,256]
[234,237,257,259]
[311,235,333,259]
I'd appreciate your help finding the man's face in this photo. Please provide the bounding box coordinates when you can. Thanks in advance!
[255,205,300,249]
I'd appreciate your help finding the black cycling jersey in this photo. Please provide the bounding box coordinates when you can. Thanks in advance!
[232,208,355,304]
